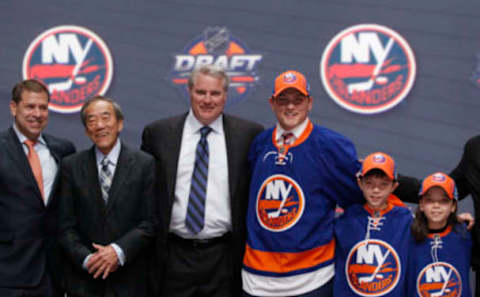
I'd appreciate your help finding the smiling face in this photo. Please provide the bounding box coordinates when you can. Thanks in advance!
[358,172,398,211]
[84,100,123,155]
[269,88,312,131]
[419,187,456,229]
[189,73,227,126]
[10,90,49,140]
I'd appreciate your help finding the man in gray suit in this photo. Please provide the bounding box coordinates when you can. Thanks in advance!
[142,65,263,297]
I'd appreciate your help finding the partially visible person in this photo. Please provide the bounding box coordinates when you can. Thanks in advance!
[59,96,155,297]
[0,79,75,297]
[334,152,412,297]
[406,172,472,297]
[242,70,363,297]
[141,64,263,297]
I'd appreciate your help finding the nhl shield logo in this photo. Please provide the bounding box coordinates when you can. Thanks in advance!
[346,239,401,296]
[256,174,305,232]
[23,25,114,113]
[320,24,416,114]
[171,26,262,107]
[416,262,462,297]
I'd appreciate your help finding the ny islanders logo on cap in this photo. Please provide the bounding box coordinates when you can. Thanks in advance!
[284,72,297,83]
[432,173,447,182]
[256,174,305,232]
[346,239,401,296]
[23,25,113,113]
[171,26,262,107]
[416,262,462,297]
[372,154,386,163]
[320,24,416,114]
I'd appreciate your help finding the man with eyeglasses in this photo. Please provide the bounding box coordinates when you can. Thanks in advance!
[242,70,363,297]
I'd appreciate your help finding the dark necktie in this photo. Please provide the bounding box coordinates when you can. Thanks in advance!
[282,132,294,145]
[99,157,112,203]
[186,126,212,234]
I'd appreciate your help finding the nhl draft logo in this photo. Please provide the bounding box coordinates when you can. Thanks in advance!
[416,262,462,297]
[23,25,113,113]
[346,239,401,296]
[171,26,262,107]
[256,174,305,232]
[320,24,416,114]
[262,151,293,165]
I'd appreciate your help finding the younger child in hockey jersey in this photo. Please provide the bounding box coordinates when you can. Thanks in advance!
[334,152,413,297]
[407,172,472,297]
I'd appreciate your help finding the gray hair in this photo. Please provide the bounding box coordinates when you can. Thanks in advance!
[188,64,229,91]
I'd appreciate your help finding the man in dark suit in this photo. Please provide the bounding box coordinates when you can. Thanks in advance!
[59,96,155,297]
[0,79,75,297]
[141,64,263,297]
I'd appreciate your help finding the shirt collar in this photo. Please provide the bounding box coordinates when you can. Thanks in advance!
[13,123,47,146]
[275,117,310,142]
[95,138,121,166]
[186,109,224,135]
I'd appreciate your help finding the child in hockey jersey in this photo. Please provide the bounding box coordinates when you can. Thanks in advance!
[407,172,472,297]
[333,152,413,297]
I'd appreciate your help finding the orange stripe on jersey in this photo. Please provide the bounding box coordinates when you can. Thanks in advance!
[272,120,314,156]
[427,225,452,238]
[243,239,335,274]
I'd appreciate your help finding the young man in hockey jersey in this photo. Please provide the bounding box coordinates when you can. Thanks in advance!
[407,172,472,297]
[242,70,363,297]
[333,152,413,297]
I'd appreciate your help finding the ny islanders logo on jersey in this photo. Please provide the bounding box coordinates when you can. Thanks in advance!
[346,239,401,296]
[23,25,113,113]
[320,24,416,114]
[171,26,262,107]
[416,262,462,297]
[256,174,305,232]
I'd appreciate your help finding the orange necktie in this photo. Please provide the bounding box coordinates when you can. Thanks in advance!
[24,139,44,200]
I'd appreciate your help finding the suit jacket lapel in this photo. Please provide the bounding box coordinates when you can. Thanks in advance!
[6,128,45,205]
[223,115,239,202]
[86,147,106,211]
[105,143,133,214]
[165,114,187,211]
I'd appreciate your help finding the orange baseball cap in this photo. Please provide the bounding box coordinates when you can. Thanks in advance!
[419,172,458,200]
[272,70,310,97]
[361,152,396,180]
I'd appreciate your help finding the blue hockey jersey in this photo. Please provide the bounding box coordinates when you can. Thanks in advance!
[334,201,413,297]
[406,224,472,297]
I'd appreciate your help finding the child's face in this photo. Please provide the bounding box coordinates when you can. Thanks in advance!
[358,175,398,211]
[419,187,456,229]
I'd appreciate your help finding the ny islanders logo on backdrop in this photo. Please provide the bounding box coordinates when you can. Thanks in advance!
[320,24,416,114]
[23,25,113,113]
[416,262,461,297]
[346,239,401,296]
[256,174,305,232]
[171,26,262,107]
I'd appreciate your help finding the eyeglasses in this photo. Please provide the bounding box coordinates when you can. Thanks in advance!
[274,96,308,106]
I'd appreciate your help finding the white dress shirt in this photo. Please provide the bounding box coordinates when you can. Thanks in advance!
[274,117,310,145]
[170,110,231,239]
[13,124,58,205]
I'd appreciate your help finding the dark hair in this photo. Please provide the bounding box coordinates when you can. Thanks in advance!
[411,197,459,242]
[80,95,124,127]
[11,79,50,103]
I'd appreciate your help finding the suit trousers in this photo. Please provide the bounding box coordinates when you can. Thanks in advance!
[163,233,233,297]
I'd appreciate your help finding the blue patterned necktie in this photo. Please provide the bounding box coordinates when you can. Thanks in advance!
[99,157,112,203]
[186,126,212,234]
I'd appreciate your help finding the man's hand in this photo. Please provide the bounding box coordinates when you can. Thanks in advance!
[457,212,475,230]
[86,243,119,279]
